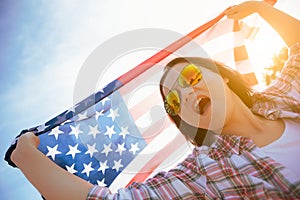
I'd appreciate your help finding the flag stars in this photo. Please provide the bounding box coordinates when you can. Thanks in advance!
[101,97,110,106]
[77,112,88,121]
[95,110,104,120]
[85,143,99,158]
[97,179,107,187]
[119,126,129,139]
[88,125,100,139]
[104,125,116,139]
[84,98,94,106]
[82,162,94,177]
[69,124,83,139]
[71,103,80,113]
[98,88,104,93]
[48,127,64,140]
[66,144,81,159]
[115,143,126,156]
[107,108,120,121]
[66,163,77,174]
[101,143,113,157]
[98,160,109,174]
[112,159,123,172]
[129,142,140,155]
[46,144,61,160]
[56,115,66,123]
[67,106,76,113]
[37,124,47,132]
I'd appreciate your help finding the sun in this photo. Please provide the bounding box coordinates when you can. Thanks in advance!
[245,22,286,87]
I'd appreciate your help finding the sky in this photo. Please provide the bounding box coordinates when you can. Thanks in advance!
[1,0,300,199]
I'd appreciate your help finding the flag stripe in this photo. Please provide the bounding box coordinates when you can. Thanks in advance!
[125,133,187,187]
[147,139,192,178]
[199,32,244,55]
[109,125,183,191]
[195,19,233,45]
[239,21,259,40]
[233,46,249,62]
[242,72,259,86]
[233,19,258,85]
[139,116,173,144]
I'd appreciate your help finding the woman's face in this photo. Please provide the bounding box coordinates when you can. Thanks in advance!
[162,62,234,133]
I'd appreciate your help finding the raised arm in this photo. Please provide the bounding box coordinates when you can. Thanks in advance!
[226,1,300,47]
[11,132,93,200]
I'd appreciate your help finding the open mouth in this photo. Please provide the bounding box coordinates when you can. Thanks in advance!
[195,97,211,115]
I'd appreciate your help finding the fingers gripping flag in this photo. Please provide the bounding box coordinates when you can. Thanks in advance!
[5,0,276,193]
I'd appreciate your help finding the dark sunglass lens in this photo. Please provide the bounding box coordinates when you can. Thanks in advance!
[165,90,180,115]
[178,64,202,87]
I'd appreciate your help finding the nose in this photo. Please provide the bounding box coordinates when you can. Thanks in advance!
[174,86,197,103]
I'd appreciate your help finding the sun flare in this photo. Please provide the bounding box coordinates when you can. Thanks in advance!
[246,22,286,87]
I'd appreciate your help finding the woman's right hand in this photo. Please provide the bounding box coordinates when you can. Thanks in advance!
[227,0,300,47]
[10,131,94,200]
[11,132,40,165]
[225,1,267,20]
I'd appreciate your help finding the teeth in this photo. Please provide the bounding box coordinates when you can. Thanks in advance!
[194,97,203,108]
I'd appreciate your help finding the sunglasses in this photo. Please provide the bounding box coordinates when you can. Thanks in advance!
[164,64,202,116]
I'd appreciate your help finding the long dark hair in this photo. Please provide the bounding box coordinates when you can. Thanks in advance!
[159,57,253,146]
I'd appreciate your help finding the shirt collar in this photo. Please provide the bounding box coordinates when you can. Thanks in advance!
[194,135,257,157]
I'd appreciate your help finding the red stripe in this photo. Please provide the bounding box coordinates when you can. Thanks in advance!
[234,46,249,61]
[118,65,164,96]
[233,20,240,32]
[128,92,161,121]
[265,0,277,5]
[120,89,173,144]
[126,91,174,144]
[142,118,173,144]
[195,19,233,45]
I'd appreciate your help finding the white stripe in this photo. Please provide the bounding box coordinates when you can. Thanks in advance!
[148,139,192,178]
[235,59,253,74]
[198,32,244,56]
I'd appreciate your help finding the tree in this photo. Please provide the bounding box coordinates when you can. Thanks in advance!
[263,47,288,85]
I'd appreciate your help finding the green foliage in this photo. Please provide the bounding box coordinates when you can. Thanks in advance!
[263,47,288,85]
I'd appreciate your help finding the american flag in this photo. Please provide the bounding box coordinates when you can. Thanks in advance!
[6,0,276,193]
[37,71,188,191]
[38,87,148,187]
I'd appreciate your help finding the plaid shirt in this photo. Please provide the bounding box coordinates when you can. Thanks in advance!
[87,43,300,199]
[251,42,300,121]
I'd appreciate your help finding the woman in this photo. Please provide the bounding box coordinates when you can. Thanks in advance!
[10,1,300,199]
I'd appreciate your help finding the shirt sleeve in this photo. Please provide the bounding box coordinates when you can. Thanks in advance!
[251,42,300,121]
[86,156,207,200]
[86,170,206,200]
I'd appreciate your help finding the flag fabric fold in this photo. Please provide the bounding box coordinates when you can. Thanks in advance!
[5,0,276,192]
